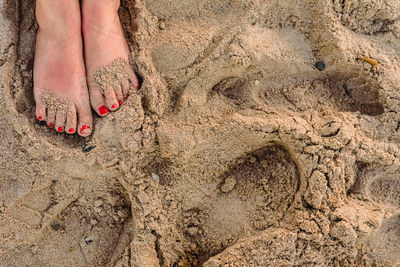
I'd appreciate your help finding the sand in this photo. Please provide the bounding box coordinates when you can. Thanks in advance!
[1,0,400,266]
[93,58,133,95]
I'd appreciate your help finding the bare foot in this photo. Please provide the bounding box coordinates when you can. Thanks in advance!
[34,0,93,136]
[82,0,139,117]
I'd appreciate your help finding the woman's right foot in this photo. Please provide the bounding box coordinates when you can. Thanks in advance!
[34,0,93,137]
[82,0,139,117]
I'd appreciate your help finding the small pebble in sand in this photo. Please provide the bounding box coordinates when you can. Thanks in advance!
[151,172,160,183]
[315,61,325,71]
[186,226,199,236]
[94,207,102,213]
[51,222,61,231]
[82,144,96,153]
[221,177,237,193]
[94,199,103,207]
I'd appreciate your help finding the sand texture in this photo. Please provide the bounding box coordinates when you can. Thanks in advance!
[1,0,400,266]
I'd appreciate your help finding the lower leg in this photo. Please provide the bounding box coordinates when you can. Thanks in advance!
[36,0,81,36]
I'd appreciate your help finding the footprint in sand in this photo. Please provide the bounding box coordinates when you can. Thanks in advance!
[364,213,400,265]
[367,174,400,208]
[179,145,300,265]
[0,178,132,267]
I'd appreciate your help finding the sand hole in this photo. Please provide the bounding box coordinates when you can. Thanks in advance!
[37,184,130,266]
[328,76,384,116]
[348,162,373,194]
[368,176,400,208]
[179,145,300,266]
[209,77,247,103]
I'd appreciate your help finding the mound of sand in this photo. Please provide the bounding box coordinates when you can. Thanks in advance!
[1,0,400,266]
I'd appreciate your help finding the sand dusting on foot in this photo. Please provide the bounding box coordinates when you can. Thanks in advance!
[93,58,132,94]
[1,0,400,266]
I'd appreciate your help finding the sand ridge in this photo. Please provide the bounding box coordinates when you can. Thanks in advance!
[1,0,400,266]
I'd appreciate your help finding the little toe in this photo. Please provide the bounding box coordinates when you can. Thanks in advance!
[47,106,56,128]
[65,105,77,134]
[130,72,140,90]
[104,86,119,111]
[90,86,109,116]
[55,108,66,133]
[76,102,93,137]
[36,103,46,121]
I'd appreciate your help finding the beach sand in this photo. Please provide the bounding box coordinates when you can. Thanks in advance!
[1,0,400,266]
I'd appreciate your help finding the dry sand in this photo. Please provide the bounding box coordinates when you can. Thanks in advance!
[1,0,400,266]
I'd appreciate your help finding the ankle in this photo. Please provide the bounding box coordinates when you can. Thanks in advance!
[36,0,81,35]
[82,0,120,20]
[82,0,121,35]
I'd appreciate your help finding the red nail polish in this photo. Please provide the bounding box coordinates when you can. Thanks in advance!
[49,123,54,128]
[68,128,74,133]
[118,100,123,106]
[38,116,43,120]
[99,105,109,115]
[80,125,91,134]
[57,127,63,132]
[111,104,117,109]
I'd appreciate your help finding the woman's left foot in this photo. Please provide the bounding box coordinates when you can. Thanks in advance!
[82,0,139,117]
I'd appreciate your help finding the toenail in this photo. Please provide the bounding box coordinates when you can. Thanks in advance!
[38,116,43,120]
[118,100,123,106]
[68,128,75,133]
[57,127,63,132]
[49,123,54,128]
[99,105,109,115]
[80,125,91,135]
[111,104,117,109]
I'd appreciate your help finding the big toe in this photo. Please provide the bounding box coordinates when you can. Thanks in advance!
[90,85,109,117]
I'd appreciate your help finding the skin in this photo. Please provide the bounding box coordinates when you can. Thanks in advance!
[34,0,139,137]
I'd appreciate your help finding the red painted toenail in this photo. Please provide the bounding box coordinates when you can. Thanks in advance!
[80,125,91,134]
[99,105,109,115]
[57,127,63,132]
[38,116,43,120]
[118,100,123,106]
[79,125,90,134]
[69,128,74,133]
[49,123,54,128]
[112,104,117,109]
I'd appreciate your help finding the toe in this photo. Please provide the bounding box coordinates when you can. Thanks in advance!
[47,106,56,128]
[130,72,140,90]
[55,108,66,133]
[122,80,130,99]
[76,102,93,137]
[89,85,109,116]
[65,105,77,134]
[35,103,46,121]
[104,86,119,111]
[114,84,124,107]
